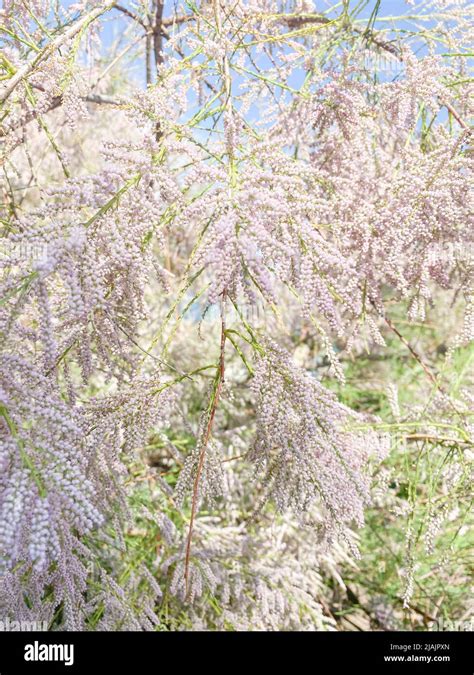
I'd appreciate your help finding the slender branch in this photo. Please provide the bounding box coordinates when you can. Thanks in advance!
[282,12,403,57]
[406,434,471,445]
[162,14,193,28]
[284,13,331,28]
[184,292,227,598]
[381,311,439,388]
[113,3,147,29]
[0,90,122,137]
[368,296,464,419]
[443,100,471,132]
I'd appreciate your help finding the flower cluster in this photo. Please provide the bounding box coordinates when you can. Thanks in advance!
[250,341,388,542]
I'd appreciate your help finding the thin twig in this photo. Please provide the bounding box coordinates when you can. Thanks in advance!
[113,3,147,29]
[184,292,226,598]
[405,434,471,446]
[367,296,465,420]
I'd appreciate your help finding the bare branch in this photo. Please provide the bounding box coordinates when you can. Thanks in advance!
[113,3,147,29]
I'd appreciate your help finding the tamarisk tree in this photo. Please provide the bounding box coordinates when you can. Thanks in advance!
[0,0,472,630]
